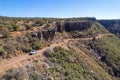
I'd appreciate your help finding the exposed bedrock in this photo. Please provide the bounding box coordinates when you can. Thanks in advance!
[55,21,91,32]
[31,21,91,41]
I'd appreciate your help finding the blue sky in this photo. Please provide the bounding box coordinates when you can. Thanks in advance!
[0,0,120,19]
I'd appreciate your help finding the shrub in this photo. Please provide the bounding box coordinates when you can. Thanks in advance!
[12,24,20,31]
[31,42,41,50]
[35,20,44,26]
[25,25,32,30]
[30,72,40,80]
[1,68,25,80]
[0,28,10,38]
[21,43,32,53]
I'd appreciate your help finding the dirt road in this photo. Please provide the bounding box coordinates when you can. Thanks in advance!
[0,34,112,74]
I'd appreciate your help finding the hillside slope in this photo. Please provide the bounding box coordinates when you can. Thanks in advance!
[0,17,120,80]
[89,35,120,79]
[99,20,120,38]
[0,34,116,80]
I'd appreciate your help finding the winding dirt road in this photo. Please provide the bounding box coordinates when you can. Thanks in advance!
[0,34,112,74]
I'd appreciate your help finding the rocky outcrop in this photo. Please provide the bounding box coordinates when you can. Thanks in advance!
[31,21,91,41]
[55,22,64,32]
[99,20,120,38]
[64,22,91,32]
[55,21,91,32]
[31,28,55,41]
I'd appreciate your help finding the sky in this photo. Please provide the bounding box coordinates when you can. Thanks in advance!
[0,0,120,19]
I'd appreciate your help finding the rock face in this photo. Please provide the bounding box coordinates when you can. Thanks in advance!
[55,21,91,32]
[31,21,91,41]
[99,20,120,38]
[31,28,55,41]
[41,29,55,41]
[64,22,91,32]
[55,22,64,32]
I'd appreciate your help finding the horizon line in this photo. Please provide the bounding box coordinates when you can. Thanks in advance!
[0,15,120,20]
